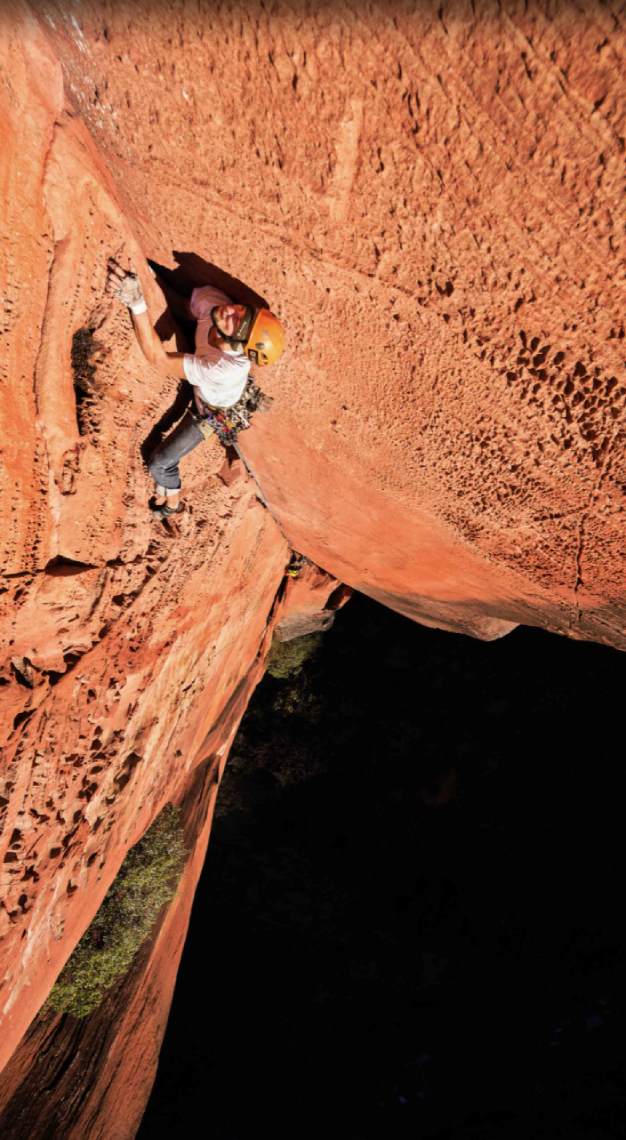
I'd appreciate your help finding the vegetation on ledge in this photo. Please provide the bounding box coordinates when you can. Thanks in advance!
[265,632,323,680]
[46,804,187,1019]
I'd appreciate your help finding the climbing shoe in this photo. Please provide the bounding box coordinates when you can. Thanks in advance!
[149,500,183,520]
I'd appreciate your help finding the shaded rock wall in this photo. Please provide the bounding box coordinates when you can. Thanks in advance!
[0,0,625,1131]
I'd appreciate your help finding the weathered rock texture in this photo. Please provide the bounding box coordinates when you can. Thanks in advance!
[0,761,221,1140]
[0,0,625,1133]
[27,0,625,643]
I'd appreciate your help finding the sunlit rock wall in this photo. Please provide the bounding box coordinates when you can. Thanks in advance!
[31,0,626,642]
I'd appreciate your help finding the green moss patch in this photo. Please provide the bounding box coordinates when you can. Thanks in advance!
[46,804,187,1019]
[266,633,323,680]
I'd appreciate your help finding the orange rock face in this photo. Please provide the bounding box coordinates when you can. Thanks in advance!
[1,0,625,1132]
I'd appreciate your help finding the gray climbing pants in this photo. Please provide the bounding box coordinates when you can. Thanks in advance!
[147,410,208,491]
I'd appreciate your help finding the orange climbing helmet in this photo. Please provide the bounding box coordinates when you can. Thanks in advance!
[243,308,285,367]
[212,303,285,366]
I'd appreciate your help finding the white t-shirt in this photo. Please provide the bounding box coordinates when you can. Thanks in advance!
[183,285,250,409]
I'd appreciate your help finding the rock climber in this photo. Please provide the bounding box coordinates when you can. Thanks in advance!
[106,259,285,518]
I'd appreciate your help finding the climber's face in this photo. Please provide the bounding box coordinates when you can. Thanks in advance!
[211,304,249,340]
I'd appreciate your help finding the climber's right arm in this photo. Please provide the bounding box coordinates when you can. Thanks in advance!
[129,308,188,378]
[107,259,187,378]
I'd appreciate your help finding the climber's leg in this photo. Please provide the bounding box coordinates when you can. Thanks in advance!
[147,410,205,512]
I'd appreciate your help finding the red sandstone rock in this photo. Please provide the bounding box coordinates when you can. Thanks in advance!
[0,768,219,1140]
[32,0,625,645]
[0,7,294,1079]
[1,0,625,1134]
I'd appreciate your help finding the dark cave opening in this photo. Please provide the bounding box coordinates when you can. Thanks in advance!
[139,593,626,1139]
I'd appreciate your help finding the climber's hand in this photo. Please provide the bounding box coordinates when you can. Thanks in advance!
[106,258,145,310]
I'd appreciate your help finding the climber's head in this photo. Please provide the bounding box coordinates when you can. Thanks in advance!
[211,304,285,366]
[210,304,250,354]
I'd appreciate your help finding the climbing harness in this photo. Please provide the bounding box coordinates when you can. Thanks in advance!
[194,379,273,448]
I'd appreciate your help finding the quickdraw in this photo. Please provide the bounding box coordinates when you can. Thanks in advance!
[197,407,240,448]
[286,552,307,578]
